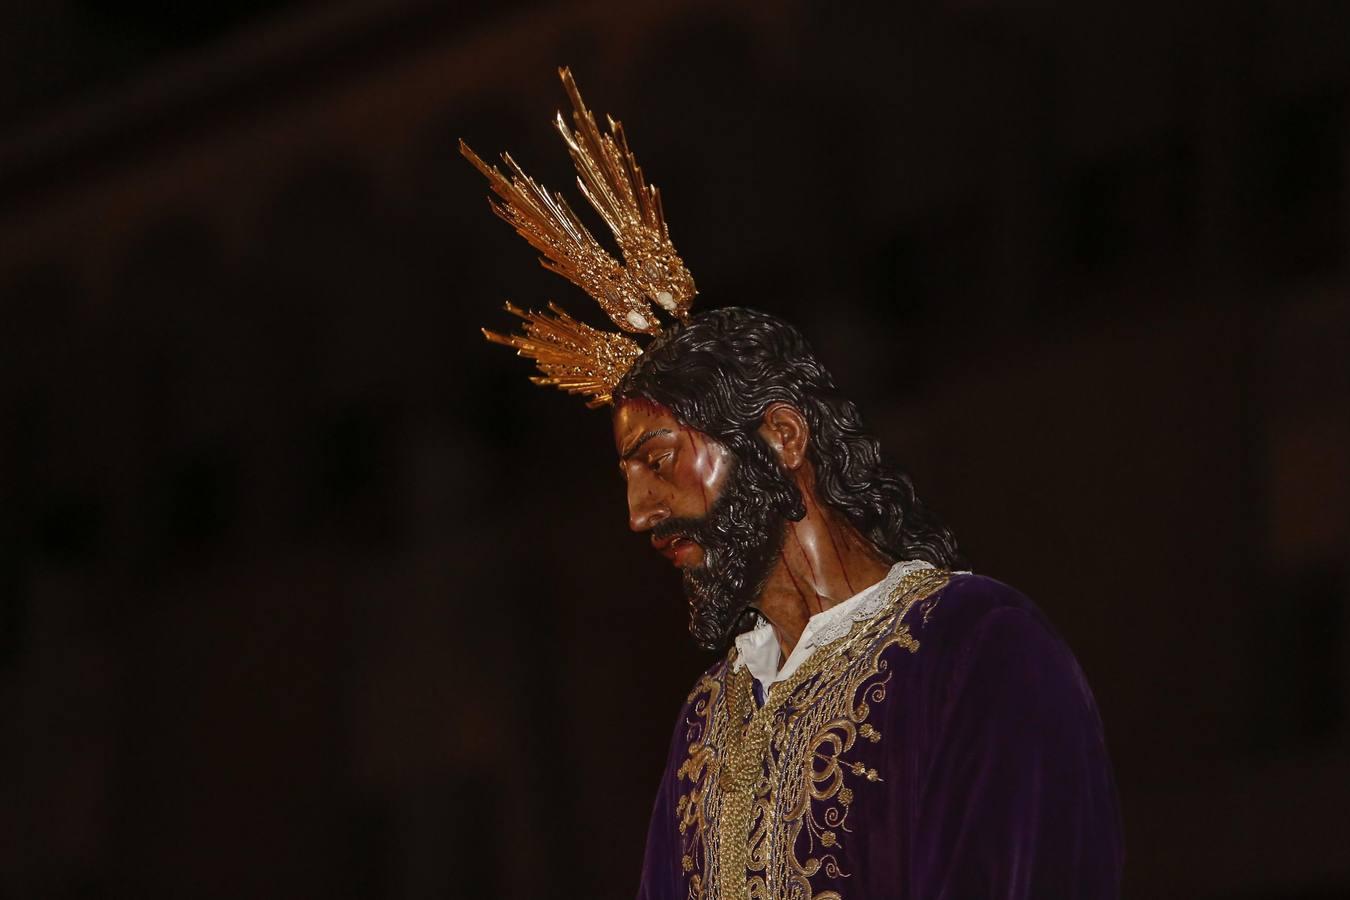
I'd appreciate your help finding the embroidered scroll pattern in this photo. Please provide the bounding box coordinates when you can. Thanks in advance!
[677,666,729,898]
[675,567,951,900]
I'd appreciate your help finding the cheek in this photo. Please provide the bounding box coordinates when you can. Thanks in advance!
[681,432,734,514]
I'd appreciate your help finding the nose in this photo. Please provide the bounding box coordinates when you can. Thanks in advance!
[627,478,670,533]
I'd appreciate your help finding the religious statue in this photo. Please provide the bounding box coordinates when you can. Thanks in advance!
[462,68,1123,900]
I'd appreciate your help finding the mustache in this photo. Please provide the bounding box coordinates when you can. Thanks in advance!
[650,516,706,542]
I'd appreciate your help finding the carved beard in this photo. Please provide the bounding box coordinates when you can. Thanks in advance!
[652,453,791,651]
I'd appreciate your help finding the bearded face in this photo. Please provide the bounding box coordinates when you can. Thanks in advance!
[613,399,796,650]
[652,452,791,649]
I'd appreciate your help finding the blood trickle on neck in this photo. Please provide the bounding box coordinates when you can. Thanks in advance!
[796,488,853,595]
[822,518,856,595]
[787,527,825,612]
[778,547,811,605]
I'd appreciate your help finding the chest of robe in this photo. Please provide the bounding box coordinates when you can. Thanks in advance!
[674,568,951,900]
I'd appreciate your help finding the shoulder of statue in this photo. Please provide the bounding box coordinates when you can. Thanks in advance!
[831,561,954,643]
[682,650,735,706]
[904,572,1046,646]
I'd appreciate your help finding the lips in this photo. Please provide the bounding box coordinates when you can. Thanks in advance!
[652,534,698,567]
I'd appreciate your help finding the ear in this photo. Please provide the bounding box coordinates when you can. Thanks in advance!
[757,403,809,471]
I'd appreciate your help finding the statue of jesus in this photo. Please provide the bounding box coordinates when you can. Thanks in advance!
[463,68,1123,900]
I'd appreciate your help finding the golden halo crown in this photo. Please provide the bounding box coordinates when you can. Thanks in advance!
[461,67,696,407]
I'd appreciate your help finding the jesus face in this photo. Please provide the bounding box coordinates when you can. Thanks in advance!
[614,399,734,568]
[614,399,791,649]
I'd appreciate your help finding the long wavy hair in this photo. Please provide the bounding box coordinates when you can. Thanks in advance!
[614,307,961,571]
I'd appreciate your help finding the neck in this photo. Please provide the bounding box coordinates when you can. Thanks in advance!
[753,485,892,661]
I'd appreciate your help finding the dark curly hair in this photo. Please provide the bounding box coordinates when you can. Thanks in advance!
[614,307,960,571]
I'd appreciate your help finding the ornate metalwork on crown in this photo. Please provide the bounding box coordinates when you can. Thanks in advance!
[461,67,697,407]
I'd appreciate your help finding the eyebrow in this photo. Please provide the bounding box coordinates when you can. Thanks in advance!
[620,428,674,461]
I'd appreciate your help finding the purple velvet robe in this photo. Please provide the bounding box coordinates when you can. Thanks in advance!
[636,573,1122,899]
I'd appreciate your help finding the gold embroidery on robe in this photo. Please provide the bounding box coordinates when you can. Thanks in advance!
[677,568,950,900]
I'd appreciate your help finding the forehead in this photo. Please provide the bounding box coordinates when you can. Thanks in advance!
[612,399,685,452]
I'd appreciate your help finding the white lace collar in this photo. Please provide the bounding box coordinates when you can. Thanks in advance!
[732,559,936,689]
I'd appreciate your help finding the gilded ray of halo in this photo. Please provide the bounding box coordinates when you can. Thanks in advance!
[459,140,660,336]
[555,66,696,317]
[482,302,642,408]
[462,67,700,407]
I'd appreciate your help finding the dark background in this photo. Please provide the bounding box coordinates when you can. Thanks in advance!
[3,1,1348,897]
